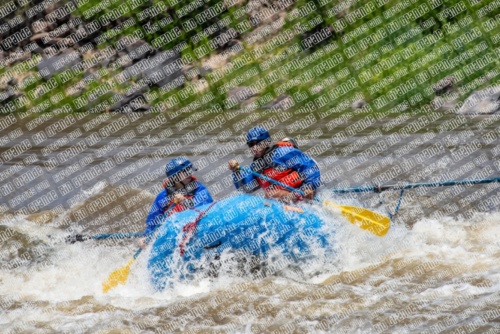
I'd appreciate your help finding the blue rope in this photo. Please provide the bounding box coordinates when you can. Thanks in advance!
[379,188,405,220]
[331,176,500,220]
[331,177,500,194]
[389,189,405,220]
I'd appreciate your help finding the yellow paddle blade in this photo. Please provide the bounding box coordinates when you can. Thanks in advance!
[102,258,134,293]
[323,200,390,237]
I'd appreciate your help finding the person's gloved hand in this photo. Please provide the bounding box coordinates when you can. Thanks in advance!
[301,184,315,200]
[174,193,186,203]
[228,159,239,172]
[137,237,147,249]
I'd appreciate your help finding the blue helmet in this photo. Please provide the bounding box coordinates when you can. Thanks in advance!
[246,126,270,144]
[165,157,196,178]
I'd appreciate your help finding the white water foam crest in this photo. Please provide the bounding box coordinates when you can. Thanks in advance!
[1,205,499,328]
[132,217,333,300]
[78,181,110,204]
[114,202,500,306]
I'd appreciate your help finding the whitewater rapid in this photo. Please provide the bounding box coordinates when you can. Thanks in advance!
[1,182,499,333]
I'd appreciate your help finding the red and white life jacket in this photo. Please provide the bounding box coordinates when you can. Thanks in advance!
[255,142,303,192]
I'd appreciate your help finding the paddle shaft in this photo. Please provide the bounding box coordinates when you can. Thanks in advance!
[93,232,144,240]
[331,176,500,194]
[102,203,177,293]
[240,167,317,201]
[140,202,178,248]
[240,166,391,236]
[66,232,144,243]
[130,212,171,260]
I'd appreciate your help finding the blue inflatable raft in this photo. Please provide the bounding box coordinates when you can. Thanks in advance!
[147,194,334,291]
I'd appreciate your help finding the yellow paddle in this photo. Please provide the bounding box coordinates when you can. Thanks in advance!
[102,203,178,293]
[240,166,391,237]
[323,200,390,236]
[102,256,138,293]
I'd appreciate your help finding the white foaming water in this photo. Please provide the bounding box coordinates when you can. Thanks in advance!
[1,203,499,332]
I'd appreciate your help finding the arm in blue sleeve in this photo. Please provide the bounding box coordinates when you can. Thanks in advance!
[192,182,214,207]
[232,168,260,193]
[274,148,321,190]
[144,191,169,236]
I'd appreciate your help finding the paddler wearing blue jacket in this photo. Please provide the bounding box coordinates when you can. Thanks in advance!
[138,157,214,248]
[228,126,321,202]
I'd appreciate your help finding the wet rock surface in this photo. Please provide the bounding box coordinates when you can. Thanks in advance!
[109,91,151,112]
[36,50,82,79]
[456,86,500,115]
[262,94,293,110]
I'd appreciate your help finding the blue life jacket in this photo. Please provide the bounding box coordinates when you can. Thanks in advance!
[144,177,213,236]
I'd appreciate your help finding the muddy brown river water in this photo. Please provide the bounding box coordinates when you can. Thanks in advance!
[0,110,499,333]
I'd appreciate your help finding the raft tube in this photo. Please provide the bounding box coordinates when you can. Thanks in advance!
[147,194,334,291]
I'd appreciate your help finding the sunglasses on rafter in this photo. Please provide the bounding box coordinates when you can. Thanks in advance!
[247,141,261,148]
